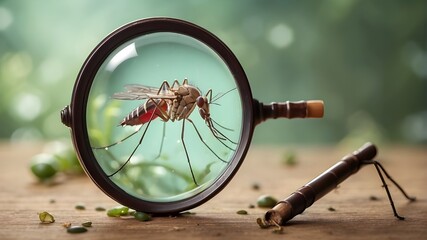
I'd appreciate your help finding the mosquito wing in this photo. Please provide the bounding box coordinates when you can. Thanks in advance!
[113,84,177,100]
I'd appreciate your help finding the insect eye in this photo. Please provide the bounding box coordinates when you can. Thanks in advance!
[196,96,205,108]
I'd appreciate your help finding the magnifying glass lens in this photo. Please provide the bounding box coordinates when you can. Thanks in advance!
[87,32,243,202]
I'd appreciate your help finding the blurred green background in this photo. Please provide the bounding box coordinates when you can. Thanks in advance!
[1,0,426,146]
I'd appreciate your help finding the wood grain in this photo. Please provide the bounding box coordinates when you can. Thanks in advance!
[0,142,426,240]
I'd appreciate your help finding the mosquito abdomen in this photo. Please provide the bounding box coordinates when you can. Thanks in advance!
[120,101,167,126]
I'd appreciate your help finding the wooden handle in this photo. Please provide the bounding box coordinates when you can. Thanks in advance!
[307,100,324,118]
[253,100,324,125]
[264,142,377,225]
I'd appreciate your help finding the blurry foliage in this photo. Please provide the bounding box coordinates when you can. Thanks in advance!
[0,0,426,145]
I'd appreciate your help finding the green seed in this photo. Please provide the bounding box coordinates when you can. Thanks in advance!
[95,206,106,211]
[38,211,55,223]
[369,195,379,201]
[75,204,85,210]
[81,221,92,227]
[328,207,336,212]
[30,154,58,181]
[251,182,261,190]
[236,210,248,215]
[53,147,83,174]
[257,195,278,208]
[107,206,129,217]
[180,211,196,215]
[134,211,152,221]
[128,209,136,216]
[282,151,297,166]
[67,226,87,233]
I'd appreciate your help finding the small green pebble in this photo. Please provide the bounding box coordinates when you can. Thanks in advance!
[236,210,248,215]
[282,151,297,166]
[248,204,255,208]
[328,207,336,212]
[257,195,278,208]
[30,154,58,181]
[251,182,260,190]
[38,211,55,223]
[369,195,379,201]
[107,206,129,217]
[67,226,87,234]
[81,221,92,227]
[75,204,85,210]
[180,211,196,215]
[95,206,106,211]
[134,211,152,221]
[53,147,83,175]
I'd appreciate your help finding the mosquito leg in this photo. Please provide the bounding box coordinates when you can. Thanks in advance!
[92,125,142,149]
[370,160,416,202]
[152,122,166,161]
[181,119,198,186]
[186,118,228,163]
[362,160,408,220]
[171,79,181,90]
[157,81,171,95]
[106,111,156,178]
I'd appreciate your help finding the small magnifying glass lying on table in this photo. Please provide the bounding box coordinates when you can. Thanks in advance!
[60,17,324,214]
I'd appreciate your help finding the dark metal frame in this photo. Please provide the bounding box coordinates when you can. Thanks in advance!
[63,18,254,214]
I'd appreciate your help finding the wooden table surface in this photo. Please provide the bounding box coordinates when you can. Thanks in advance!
[0,142,426,240]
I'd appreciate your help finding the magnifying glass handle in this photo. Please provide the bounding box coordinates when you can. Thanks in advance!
[264,143,377,225]
[253,99,324,126]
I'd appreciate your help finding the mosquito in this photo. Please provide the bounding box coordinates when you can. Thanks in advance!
[92,78,237,186]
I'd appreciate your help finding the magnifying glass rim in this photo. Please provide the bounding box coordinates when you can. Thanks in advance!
[69,17,254,213]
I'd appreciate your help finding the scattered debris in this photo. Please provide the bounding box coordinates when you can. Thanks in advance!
[38,211,55,223]
[82,221,92,227]
[75,203,86,210]
[67,226,87,234]
[370,195,379,201]
[236,210,248,215]
[134,211,152,222]
[257,195,278,208]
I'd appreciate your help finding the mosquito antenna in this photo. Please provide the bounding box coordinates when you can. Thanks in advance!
[210,102,221,107]
[209,119,237,145]
[362,159,416,220]
[205,121,236,151]
[211,118,234,132]
[211,87,237,103]
[92,125,143,149]
[211,131,235,151]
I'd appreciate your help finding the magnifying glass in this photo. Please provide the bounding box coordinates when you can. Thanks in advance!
[60,17,324,214]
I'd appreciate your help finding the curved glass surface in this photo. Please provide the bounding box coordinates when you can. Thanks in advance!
[86,32,243,202]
